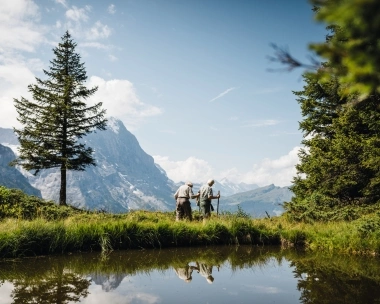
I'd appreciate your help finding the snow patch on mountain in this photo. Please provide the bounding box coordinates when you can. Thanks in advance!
[107,117,120,134]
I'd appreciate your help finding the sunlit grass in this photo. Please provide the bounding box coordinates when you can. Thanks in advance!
[1,193,380,258]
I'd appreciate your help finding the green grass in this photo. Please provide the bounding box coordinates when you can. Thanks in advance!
[1,186,380,258]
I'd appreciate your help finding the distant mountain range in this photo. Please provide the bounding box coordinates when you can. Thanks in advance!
[0,119,293,216]
[218,184,293,217]
[174,179,259,197]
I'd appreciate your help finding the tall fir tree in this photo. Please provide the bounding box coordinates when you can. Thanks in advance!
[12,31,107,206]
[284,18,380,221]
[286,70,380,221]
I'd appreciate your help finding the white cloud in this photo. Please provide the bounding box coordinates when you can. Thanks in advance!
[0,0,46,129]
[81,42,110,50]
[224,147,300,187]
[108,54,118,62]
[108,4,116,14]
[153,156,214,183]
[61,6,112,43]
[55,0,68,8]
[87,76,162,130]
[81,282,160,304]
[65,5,90,23]
[209,87,236,102]
[154,147,300,187]
[0,0,44,53]
[86,21,111,40]
[0,61,37,128]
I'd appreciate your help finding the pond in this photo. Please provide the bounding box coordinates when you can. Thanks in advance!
[0,245,379,303]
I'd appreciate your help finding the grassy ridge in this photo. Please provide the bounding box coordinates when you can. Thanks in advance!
[0,186,379,258]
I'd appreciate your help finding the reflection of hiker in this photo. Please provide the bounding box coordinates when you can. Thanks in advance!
[196,262,214,284]
[174,181,199,221]
[174,264,198,283]
[199,179,220,220]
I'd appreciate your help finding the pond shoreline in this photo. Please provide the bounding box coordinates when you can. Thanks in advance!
[0,209,378,259]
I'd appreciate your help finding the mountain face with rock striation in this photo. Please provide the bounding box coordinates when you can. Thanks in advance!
[219,184,293,217]
[0,118,175,212]
[0,144,41,197]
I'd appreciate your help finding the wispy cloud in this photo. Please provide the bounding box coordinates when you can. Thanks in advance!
[86,21,111,40]
[209,87,236,102]
[65,5,91,23]
[241,119,280,127]
[153,156,214,183]
[80,42,110,49]
[107,4,116,14]
[108,54,117,62]
[55,0,68,8]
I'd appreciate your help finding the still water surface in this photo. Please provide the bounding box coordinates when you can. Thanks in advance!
[0,245,379,303]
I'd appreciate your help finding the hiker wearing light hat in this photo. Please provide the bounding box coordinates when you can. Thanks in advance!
[174,181,198,221]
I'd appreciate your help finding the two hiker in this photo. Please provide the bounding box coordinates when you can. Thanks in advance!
[174,261,218,284]
[174,179,221,221]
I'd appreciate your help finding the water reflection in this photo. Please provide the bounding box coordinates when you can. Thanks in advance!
[0,246,380,303]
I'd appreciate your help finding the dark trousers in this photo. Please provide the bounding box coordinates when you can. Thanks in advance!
[200,199,211,218]
[176,198,192,221]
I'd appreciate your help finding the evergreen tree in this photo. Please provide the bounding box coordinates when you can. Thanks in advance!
[286,70,380,221]
[12,31,107,206]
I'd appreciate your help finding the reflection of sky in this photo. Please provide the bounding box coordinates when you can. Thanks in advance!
[83,258,299,303]
[0,282,12,304]
[0,258,300,304]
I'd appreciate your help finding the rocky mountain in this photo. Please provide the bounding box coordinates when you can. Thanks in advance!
[218,184,293,217]
[0,127,18,145]
[0,144,41,197]
[0,118,175,212]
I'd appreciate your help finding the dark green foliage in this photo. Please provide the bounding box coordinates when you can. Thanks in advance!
[12,31,107,206]
[310,0,380,99]
[0,186,84,221]
[287,74,380,221]
[284,15,380,221]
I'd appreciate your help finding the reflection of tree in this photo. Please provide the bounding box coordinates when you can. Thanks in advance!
[10,263,89,304]
[291,257,380,304]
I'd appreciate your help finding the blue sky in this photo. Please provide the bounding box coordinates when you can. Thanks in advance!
[0,0,326,186]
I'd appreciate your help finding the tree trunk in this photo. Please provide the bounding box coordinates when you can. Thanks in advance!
[59,165,67,206]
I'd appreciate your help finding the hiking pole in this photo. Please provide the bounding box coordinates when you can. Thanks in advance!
[216,191,220,217]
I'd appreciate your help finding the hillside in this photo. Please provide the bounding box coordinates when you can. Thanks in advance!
[219,184,293,217]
